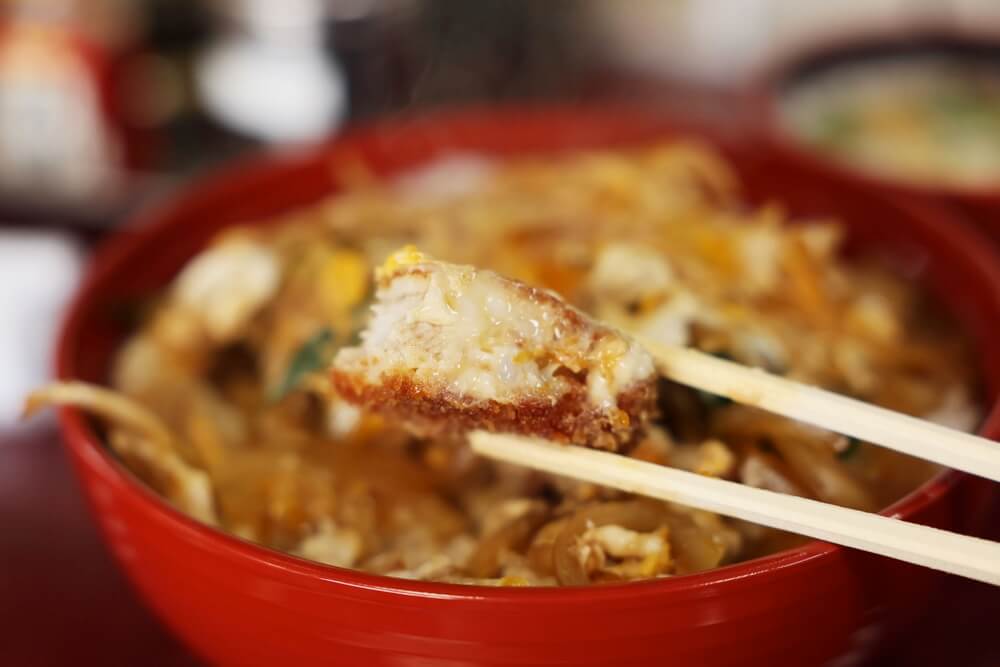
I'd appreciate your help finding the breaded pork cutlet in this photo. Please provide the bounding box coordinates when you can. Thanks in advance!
[331,247,658,451]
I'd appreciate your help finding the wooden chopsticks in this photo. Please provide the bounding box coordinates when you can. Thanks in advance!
[637,337,1000,484]
[470,432,1000,586]
[467,339,1000,586]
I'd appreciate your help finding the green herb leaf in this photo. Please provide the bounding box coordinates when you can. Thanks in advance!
[814,109,858,148]
[270,327,336,401]
[929,89,985,119]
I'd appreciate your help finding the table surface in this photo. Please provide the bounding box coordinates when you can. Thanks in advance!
[3,419,1000,667]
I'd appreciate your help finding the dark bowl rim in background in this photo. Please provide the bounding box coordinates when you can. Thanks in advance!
[53,103,1000,604]
[756,27,1000,203]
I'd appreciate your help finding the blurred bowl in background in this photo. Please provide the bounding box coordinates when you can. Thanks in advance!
[759,31,1000,243]
[55,105,1000,667]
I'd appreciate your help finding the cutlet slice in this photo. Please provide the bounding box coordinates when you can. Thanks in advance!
[331,247,658,451]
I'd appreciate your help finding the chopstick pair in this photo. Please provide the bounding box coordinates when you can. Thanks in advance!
[638,338,1000,483]
[469,340,1000,587]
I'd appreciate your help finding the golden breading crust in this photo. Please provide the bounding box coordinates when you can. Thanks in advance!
[330,248,659,451]
[331,369,658,451]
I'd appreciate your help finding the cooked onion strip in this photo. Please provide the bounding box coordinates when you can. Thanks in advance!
[551,499,669,585]
[25,381,175,451]
[465,504,549,578]
[24,381,219,525]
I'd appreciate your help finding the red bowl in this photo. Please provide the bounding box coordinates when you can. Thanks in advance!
[756,31,1000,243]
[55,105,1000,667]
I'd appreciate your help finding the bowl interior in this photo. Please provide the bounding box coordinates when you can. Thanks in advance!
[763,32,1000,201]
[57,105,1000,597]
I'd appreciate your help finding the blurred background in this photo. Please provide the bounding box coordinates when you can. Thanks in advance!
[4,1,1000,665]
[3,0,1000,426]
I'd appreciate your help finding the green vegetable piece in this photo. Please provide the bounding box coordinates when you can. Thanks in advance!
[270,327,336,401]
[814,109,858,148]
[930,89,983,119]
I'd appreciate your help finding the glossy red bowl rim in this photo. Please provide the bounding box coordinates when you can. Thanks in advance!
[756,28,1000,203]
[54,103,1000,603]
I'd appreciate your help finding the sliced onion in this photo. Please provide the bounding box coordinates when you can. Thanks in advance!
[465,504,549,578]
[713,405,877,511]
[24,381,174,452]
[663,513,726,574]
[552,499,668,586]
[25,381,220,525]
[526,517,570,577]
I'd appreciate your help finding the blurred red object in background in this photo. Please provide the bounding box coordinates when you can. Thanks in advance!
[0,5,125,200]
